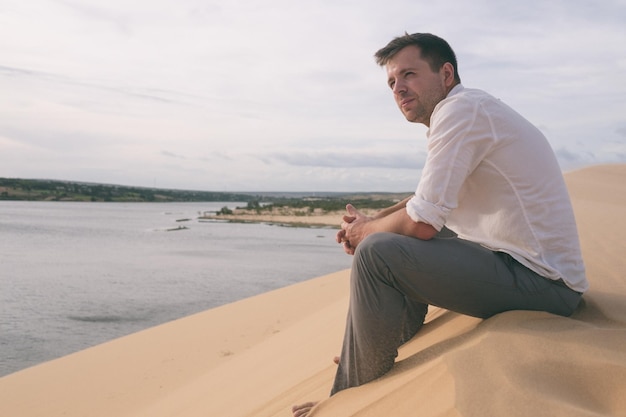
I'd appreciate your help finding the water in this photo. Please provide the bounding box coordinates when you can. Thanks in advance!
[0,201,352,377]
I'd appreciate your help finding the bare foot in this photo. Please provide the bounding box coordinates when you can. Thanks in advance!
[292,402,318,417]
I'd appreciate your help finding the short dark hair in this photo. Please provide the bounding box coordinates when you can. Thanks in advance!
[374,32,461,84]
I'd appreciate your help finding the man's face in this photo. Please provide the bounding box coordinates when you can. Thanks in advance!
[385,46,449,127]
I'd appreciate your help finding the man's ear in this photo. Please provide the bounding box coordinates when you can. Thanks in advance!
[441,62,456,88]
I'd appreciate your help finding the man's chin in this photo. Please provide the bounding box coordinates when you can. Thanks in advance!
[403,112,422,124]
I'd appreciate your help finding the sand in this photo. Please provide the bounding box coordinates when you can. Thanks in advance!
[1,163,625,417]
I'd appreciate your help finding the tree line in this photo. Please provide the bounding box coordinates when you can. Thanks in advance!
[0,178,258,202]
[215,196,407,215]
[1,178,410,209]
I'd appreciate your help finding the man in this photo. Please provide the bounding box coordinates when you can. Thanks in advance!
[292,32,587,417]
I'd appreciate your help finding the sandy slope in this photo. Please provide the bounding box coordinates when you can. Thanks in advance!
[1,164,625,417]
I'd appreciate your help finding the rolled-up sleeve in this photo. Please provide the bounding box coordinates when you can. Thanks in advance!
[406,196,450,231]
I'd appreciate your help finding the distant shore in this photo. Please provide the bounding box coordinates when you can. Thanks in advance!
[200,208,373,228]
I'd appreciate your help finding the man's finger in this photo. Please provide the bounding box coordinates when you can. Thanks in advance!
[336,230,344,243]
[346,203,358,216]
[342,214,356,223]
[343,240,355,255]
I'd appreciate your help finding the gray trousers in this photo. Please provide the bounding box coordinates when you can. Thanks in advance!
[331,231,582,395]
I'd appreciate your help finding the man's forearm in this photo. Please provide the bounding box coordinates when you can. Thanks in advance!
[366,207,437,240]
[372,196,413,220]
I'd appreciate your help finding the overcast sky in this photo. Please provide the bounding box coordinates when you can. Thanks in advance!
[1,0,625,192]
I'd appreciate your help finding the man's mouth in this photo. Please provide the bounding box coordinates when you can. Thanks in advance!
[400,98,414,108]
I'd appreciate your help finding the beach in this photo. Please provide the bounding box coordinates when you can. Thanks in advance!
[204,207,381,228]
[1,163,625,417]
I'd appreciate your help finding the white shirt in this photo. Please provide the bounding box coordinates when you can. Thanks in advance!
[406,84,588,293]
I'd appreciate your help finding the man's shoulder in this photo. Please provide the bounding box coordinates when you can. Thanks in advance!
[434,85,490,117]
[431,85,526,135]
[439,86,510,117]
[447,85,494,102]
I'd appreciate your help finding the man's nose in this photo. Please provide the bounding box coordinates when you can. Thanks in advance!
[392,79,406,94]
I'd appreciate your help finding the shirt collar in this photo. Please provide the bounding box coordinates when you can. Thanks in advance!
[447,83,464,98]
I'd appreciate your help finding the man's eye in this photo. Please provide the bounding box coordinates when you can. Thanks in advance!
[389,81,395,89]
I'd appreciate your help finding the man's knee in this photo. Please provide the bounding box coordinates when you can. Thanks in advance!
[353,233,404,278]
[355,232,396,260]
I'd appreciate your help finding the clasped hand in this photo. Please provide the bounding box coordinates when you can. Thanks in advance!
[336,204,371,255]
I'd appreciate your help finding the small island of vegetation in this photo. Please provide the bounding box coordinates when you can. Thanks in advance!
[207,195,410,228]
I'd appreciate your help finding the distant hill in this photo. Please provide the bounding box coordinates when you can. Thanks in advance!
[0,178,259,202]
[0,178,412,205]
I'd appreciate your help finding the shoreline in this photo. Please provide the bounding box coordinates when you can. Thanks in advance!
[201,212,344,228]
[201,208,381,228]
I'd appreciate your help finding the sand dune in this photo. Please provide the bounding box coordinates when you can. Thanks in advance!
[1,164,625,417]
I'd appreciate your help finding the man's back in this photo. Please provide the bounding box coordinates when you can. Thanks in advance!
[419,85,587,292]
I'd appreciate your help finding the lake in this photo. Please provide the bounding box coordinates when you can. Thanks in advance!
[0,201,352,377]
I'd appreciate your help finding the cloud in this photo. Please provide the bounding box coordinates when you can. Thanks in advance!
[0,65,37,77]
[161,150,186,160]
[266,150,427,170]
[554,147,596,169]
[55,0,133,35]
[0,64,187,107]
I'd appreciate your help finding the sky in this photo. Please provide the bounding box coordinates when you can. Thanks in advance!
[1,0,625,192]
